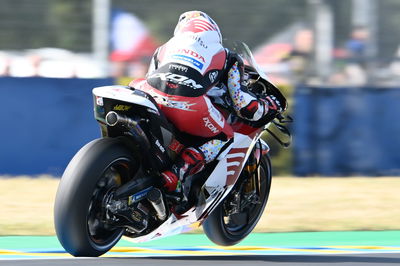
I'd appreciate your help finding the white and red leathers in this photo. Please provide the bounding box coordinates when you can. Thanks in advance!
[129,11,281,196]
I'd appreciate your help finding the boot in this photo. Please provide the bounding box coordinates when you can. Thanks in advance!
[161,147,205,214]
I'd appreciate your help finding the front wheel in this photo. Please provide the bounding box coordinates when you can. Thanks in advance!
[54,137,138,257]
[202,154,272,246]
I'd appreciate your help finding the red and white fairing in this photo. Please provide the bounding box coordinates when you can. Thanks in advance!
[127,129,264,243]
[93,82,268,243]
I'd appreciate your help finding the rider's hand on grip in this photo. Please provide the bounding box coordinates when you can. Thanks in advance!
[264,95,283,113]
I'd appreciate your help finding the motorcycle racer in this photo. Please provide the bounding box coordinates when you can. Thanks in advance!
[129,10,282,213]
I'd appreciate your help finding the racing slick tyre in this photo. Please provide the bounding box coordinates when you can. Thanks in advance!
[54,137,138,257]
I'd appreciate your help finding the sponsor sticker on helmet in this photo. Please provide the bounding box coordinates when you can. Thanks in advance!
[171,54,204,69]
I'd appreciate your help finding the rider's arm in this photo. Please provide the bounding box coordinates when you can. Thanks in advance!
[225,54,280,121]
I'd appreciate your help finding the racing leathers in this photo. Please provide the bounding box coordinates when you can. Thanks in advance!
[128,11,282,212]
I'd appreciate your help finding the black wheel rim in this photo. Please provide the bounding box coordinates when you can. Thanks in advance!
[223,159,271,236]
[86,158,132,248]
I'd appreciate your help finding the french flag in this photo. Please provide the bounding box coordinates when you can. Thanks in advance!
[110,9,158,62]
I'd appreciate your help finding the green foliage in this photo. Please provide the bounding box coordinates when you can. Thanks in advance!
[0,0,92,51]
[0,0,310,51]
[47,1,92,51]
[116,0,309,48]
[379,0,400,57]
[261,84,294,176]
[0,0,399,57]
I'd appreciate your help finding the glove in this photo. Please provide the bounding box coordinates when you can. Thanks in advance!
[264,95,283,113]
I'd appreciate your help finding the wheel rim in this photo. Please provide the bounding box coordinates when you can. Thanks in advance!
[222,160,271,236]
[86,158,132,248]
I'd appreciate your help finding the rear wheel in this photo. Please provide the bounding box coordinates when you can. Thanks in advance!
[203,154,272,246]
[54,137,138,257]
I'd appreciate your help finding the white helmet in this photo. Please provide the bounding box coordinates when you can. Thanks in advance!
[174,11,222,44]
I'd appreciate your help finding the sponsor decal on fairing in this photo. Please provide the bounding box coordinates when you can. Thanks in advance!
[155,139,166,153]
[113,104,132,111]
[154,95,196,111]
[96,96,104,106]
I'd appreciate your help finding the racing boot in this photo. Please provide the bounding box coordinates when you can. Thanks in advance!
[161,147,205,214]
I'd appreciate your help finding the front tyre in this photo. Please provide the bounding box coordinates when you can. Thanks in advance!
[54,137,138,257]
[203,154,272,246]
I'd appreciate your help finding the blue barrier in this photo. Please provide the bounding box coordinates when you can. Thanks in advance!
[293,86,400,176]
[2,78,399,177]
[0,77,114,176]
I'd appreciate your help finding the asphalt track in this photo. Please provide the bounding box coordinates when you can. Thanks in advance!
[1,231,399,265]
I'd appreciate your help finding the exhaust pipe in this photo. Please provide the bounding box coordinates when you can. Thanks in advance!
[105,111,137,127]
[147,188,167,221]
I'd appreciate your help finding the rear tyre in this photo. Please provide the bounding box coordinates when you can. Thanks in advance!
[54,137,138,257]
[203,154,272,246]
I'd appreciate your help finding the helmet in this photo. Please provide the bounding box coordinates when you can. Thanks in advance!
[174,11,222,44]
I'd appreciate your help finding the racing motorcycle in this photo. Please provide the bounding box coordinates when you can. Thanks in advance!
[54,42,291,257]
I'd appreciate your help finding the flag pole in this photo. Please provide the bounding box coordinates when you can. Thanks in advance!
[92,0,111,77]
